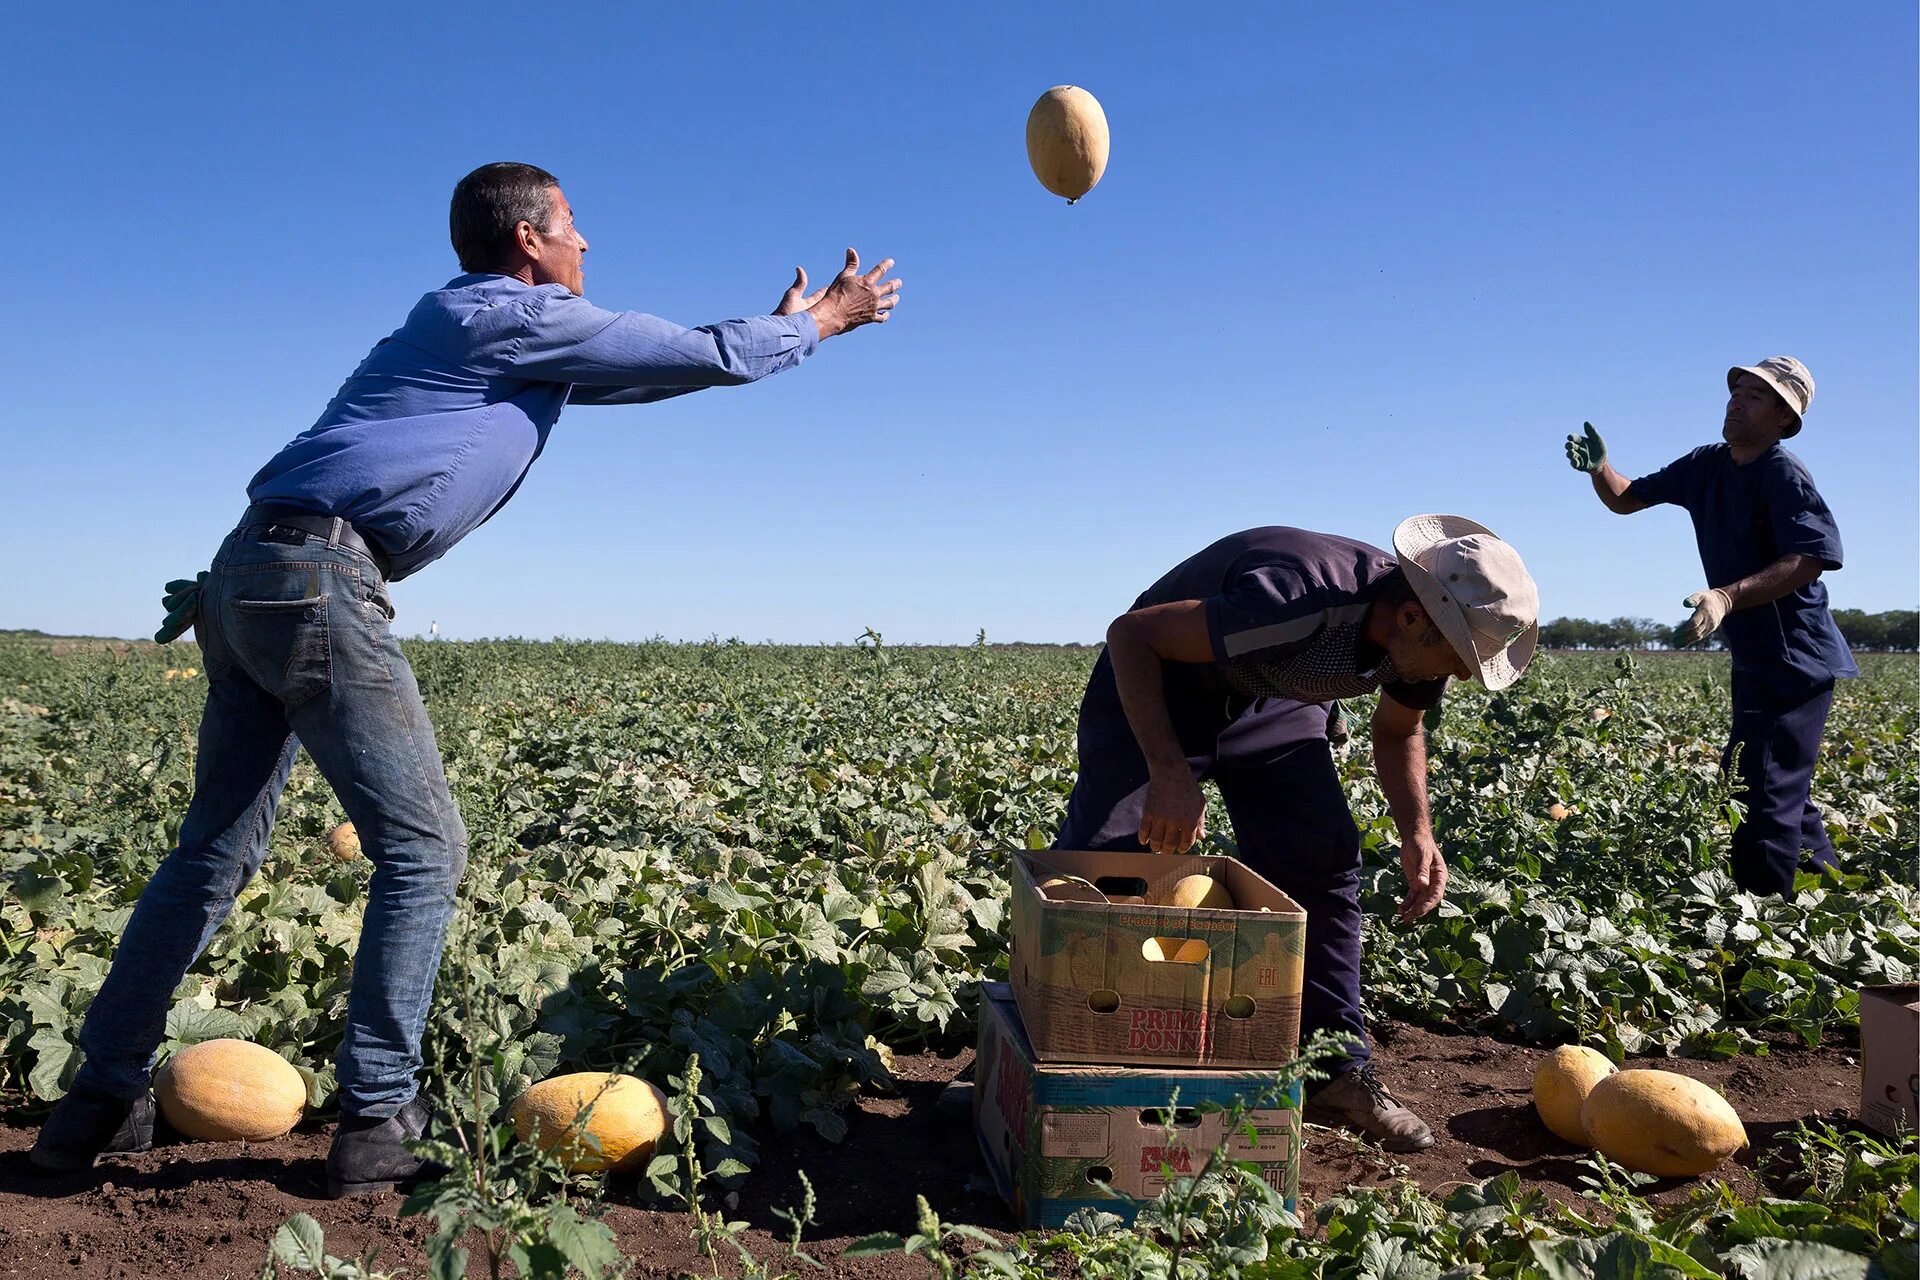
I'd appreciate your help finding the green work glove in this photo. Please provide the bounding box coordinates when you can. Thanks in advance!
[1564,422,1607,473]
[155,572,208,644]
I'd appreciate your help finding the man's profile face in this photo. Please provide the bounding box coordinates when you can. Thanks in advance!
[1385,603,1474,682]
[526,187,589,295]
[1723,372,1795,449]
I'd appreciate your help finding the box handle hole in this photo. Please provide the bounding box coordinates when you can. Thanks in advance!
[1087,989,1120,1013]
[1140,937,1210,965]
[1138,1107,1201,1128]
[1223,994,1257,1019]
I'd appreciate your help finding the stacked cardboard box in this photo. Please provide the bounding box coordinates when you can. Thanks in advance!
[972,849,1310,1228]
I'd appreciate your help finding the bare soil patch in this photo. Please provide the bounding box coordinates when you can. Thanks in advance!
[0,1025,1863,1278]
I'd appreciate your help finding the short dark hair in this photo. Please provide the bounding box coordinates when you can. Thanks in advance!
[1377,566,1421,608]
[450,163,559,273]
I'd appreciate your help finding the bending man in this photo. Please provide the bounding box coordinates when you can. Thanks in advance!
[1055,517,1539,1151]
[32,162,901,1195]
[1565,356,1854,895]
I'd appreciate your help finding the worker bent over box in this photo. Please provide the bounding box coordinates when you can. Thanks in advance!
[1010,849,1306,1068]
[974,981,1300,1228]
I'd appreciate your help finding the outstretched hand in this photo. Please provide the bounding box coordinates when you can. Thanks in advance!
[803,249,902,338]
[1564,422,1608,474]
[773,266,827,317]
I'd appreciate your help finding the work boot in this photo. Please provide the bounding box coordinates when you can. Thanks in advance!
[28,1084,156,1173]
[1304,1063,1434,1153]
[326,1096,441,1198]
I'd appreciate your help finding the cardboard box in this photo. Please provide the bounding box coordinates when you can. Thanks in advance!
[1009,849,1307,1068]
[1859,984,1919,1138]
[973,982,1300,1228]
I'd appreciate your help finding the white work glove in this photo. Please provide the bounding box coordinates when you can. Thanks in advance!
[1681,589,1733,646]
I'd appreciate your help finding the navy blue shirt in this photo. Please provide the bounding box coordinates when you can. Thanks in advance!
[1629,443,1857,692]
[1133,526,1448,712]
[249,274,819,579]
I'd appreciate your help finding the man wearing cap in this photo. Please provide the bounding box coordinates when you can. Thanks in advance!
[1054,517,1540,1151]
[1566,357,1855,896]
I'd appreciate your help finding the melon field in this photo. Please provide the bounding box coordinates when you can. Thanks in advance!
[1,633,1915,1278]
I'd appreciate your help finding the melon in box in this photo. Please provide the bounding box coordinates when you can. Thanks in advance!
[973,982,1300,1228]
[1010,849,1306,1068]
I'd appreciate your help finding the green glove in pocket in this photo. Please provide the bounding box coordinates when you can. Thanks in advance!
[155,572,209,644]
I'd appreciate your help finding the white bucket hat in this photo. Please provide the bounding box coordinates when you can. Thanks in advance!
[1728,356,1813,438]
[1392,515,1540,691]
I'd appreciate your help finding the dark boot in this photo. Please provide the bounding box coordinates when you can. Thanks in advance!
[29,1084,156,1173]
[326,1096,440,1198]
[1303,1063,1435,1153]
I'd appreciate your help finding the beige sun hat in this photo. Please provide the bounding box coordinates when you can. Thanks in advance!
[1392,515,1540,692]
[1728,356,1813,437]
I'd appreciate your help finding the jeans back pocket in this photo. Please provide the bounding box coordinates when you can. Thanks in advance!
[228,594,333,709]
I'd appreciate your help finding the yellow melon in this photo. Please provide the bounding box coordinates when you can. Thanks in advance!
[1026,86,1110,203]
[156,1039,306,1141]
[511,1072,668,1173]
[1038,875,1107,904]
[1581,1069,1748,1177]
[1532,1045,1615,1145]
[1166,874,1234,911]
[328,821,361,861]
[1141,937,1211,964]
[1548,803,1571,823]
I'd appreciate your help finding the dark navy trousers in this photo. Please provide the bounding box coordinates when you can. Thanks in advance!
[1725,671,1838,896]
[1054,654,1369,1073]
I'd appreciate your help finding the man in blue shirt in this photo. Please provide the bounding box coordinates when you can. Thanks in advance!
[1055,517,1540,1152]
[31,162,901,1194]
[1565,356,1855,897]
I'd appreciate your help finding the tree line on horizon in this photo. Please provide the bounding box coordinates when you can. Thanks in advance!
[1538,608,1918,652]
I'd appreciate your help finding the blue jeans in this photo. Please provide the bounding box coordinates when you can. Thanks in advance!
[75,520,467,1116]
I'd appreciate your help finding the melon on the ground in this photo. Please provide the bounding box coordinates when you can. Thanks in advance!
[1532,1045,1615,1145]
[1164,873,1234,911]
[511,1072,669,1174]
[156,1039,306,1141]
[1025,85,1110,202]
[1038,875,1107,904]
[329,821,361,860]
[1581,1069,1748,1177]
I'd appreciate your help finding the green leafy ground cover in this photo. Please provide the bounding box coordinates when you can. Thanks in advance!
[2,637,1915,1276]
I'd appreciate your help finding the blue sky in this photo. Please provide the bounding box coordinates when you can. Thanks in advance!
[5,2,1914,643]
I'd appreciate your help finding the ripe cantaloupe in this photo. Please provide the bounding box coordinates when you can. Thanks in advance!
[1026,86,1110,203]
[511,1072,669,1174]
[1532,1045,1614,1145]
[1548,803,1572,823]
[1166,874,1234,911]
[156,1039,306,1141]
[1038,875,1107,904]
[329,821,361,861]
[1581,1069,1748,1177]
[1141,937,1210,964]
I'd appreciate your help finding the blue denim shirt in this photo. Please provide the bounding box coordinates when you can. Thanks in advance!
[248,274,819,579]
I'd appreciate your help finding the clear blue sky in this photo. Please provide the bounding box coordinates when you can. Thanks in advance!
[5,2,1914,643]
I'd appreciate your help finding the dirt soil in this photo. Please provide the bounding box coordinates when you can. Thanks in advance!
[0,1024,1866,1279]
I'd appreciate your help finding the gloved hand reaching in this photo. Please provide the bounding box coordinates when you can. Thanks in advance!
[1564,422,1608,474]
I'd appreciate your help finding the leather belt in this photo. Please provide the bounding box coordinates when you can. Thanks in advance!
[237,504,392,578]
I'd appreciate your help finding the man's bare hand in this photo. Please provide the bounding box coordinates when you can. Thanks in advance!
[1137,772,1206,854]
[807,249,902,338]
[774,266,828,317]
[1397,835,1448,922]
